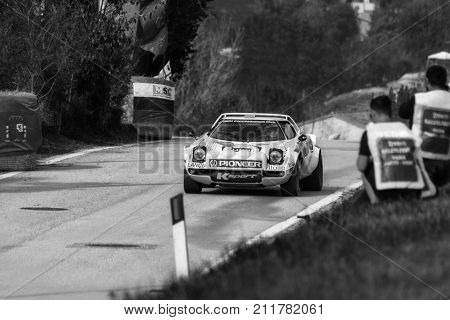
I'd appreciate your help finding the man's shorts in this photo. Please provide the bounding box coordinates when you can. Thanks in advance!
[424,159,450,187]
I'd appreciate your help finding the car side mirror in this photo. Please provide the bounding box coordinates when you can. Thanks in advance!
[299,134,308,142]
[189,131,196,138]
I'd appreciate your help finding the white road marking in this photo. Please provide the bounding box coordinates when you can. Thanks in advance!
[0,145,135,182]
[40,147,119,165]
[0,171,22,182]
[203,181,363,273]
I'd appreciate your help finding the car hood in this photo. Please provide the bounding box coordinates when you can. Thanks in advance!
[195,136,290,159]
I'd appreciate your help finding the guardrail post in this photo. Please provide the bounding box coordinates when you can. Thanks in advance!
[170,193,190,279]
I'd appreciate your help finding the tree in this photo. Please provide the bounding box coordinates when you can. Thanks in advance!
[166,0,213,76]
[237,0,359,118]
[0,0,136,134]
[358,0,450,87]
[176,15,247,126]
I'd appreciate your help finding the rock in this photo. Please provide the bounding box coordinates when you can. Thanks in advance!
[328,133,341,140]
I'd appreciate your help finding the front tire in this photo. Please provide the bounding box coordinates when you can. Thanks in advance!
[184,172,203,194]
[299,150,323,191]
[280,161,301,196]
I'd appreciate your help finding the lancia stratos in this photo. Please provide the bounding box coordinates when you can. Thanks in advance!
[183,113,323,196]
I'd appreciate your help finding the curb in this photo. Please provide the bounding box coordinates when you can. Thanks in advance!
[202,181,364,274]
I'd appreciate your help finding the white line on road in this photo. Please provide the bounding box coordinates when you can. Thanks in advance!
[0,171,22,182]
[204,181,363,273]
[40,147,119,165]
[0,145,135,182]
[0,137,193,183]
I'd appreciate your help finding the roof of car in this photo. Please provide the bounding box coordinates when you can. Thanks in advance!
[211,113,298,131]
[219,113,291,121]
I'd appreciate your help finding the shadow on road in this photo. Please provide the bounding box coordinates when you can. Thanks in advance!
[0,181,182,193]
[201,186,340,198]
[37,164,102,171]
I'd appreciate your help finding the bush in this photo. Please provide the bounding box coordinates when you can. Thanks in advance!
[237,0,359,120]
[0,0,136,135]
[176,15,249,126]
[354,0,450,87]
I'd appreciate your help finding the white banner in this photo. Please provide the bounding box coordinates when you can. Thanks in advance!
[0,300,449,320]
[133,82,175,101]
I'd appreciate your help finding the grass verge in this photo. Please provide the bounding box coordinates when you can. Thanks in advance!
[38,125,137,157]
[130,185,450,300]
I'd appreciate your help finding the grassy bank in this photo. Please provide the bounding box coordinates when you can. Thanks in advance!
[38,125,137,158]
[131,186,450,300]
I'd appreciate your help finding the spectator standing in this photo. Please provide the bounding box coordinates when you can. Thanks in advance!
[399,66,450,186]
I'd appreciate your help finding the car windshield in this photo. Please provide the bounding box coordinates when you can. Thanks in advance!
[210,120,286,142]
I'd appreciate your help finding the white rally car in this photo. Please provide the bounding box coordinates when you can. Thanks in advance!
[184,113,323,196]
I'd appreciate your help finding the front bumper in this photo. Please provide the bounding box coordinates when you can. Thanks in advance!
[185,168,293,187]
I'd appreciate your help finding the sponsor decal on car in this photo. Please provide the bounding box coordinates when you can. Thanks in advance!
[222,145,261,153]
[267,164,285,171]
[187,162,207,169]
[225,120,276,124]
[209,159,218,167]
[231,147,252,152]
[213,172,262,183]
[209,159,262,168]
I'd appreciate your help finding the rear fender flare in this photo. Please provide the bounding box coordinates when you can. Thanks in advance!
[307,134,317,147]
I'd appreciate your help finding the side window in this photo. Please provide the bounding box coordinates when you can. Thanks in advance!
[283,123,296,139]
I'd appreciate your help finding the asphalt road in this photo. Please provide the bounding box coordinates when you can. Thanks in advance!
[0,138,360,299]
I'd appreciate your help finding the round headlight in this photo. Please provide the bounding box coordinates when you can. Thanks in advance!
[193,147,206,161]
[269,149,283,164]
